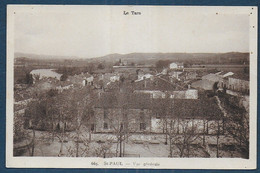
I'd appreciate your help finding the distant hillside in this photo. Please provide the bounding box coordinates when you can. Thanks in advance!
[14,52,79,61]
[92,52,250,65]
[15,52,249,65]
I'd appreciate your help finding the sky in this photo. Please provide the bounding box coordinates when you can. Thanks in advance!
[13,6,250,58]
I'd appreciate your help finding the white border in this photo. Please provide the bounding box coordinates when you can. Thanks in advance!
[6,5,257,169]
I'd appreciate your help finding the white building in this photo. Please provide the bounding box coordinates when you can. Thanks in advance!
[110,75,120,82]
[169,62,184,69]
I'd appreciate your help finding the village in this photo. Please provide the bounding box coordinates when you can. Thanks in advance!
[13,57,250,158]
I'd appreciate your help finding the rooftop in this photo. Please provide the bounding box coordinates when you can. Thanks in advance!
[95,92,223,119]
[173,98,223,119]
[95,92,152,109]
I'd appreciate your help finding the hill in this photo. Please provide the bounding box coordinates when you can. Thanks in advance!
[92,52,249,65]
[14,52,249,66]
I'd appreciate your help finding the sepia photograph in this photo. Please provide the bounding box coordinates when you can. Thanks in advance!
[6,5,257,169]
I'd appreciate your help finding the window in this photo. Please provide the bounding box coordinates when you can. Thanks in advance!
[140,123,146,130]
[122,108,127,119]
[140,115,145,121]
[140,109,145,121]
[104,109,108,119]
[120,123,124,130]
[91,124,95,131]
[155,112,161,119]
[103,123,108,129]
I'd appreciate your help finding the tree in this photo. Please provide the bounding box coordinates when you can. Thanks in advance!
[25,73,33,84]
[24,100,45,156]
[51,86,95,157]
[151,96,173,145]
[87,63,95,74]
[22,84,60,156]
[94,139,113,158]
[153,96,211,158]
[13,110,31,156]
[155,60,171,70]
[101,91,139,157]
[130,62,135,66]
[98,63,105,70]
[217,93,249,158]
[170,119,201,157]
[106,107,131,157]
[68,87,95,157]
[60,73,68,81]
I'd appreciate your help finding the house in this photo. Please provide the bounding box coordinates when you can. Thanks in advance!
[99,73,121,85]
[83,75,94,86]
[168,71,183,80]
[218,72,249,95]
[134,75,176,91]
[86,75,94,86]
[151,97,224,134]
[161,68,168,75]
[92,91,223,135]
[191,79,217,91]
[202,73,222,82]
[135,73,153,82]
[228,77,249,94]
[191,73,222,91]
[67,73,91,86]
[56,83,74,93]
[179,71,198,81]
[110,75,120,82]
[169,62,184,69]
[93,92,153,133]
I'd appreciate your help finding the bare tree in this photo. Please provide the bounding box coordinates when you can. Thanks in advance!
[24,100,44,156]
[169,119,201,157]
[49,89,76,156]
[217,93,249,158]
[94,139,114,158]
[68,87,95,157]
[107,108,130,157]
[151,96,173,145]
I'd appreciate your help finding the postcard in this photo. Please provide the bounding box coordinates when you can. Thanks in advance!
[6,5,257,169]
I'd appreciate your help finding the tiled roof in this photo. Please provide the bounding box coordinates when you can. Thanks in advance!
[134,76,176,91]
[228,72,249,81]
[202,73,222,82]
[151,97,222,119]
[216,70,249,81]
[173,98,223,119]
[95,92,152,109]
[191,80,216,90]
[95,92,223,119]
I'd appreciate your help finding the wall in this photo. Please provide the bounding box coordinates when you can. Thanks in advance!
[228,78,249,93]
[169,63,178,69]
[94,108,152,133]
